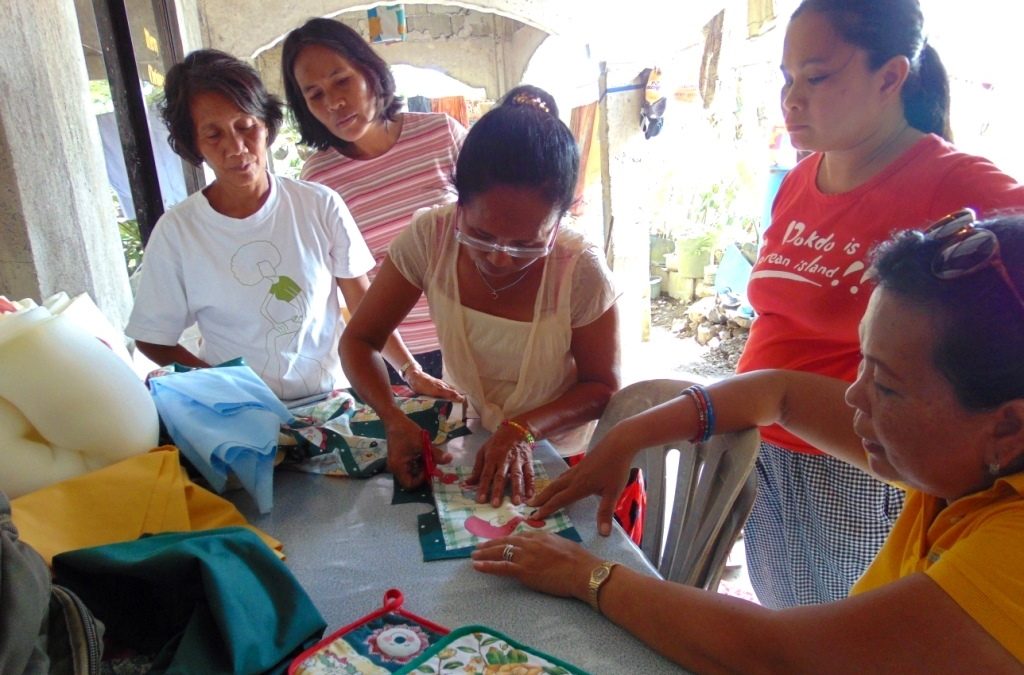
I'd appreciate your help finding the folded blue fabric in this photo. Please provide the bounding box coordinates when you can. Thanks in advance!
[149,365,292,514]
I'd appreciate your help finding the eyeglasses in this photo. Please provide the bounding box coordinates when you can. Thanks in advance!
[925,208,1024,312]
[454,214,558,260]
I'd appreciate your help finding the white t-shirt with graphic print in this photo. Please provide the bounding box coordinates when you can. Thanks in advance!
[126,173,374,402]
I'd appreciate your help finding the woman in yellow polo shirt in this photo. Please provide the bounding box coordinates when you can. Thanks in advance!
[472,210,1024,671]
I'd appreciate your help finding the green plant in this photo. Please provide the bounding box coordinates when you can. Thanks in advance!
[89,80,114,115]
[119,219,144,274]
[270,118,314,180]
[676,231,714,258]
[681,180,758,262]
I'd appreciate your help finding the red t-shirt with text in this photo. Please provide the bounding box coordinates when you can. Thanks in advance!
[738,134,1024,454]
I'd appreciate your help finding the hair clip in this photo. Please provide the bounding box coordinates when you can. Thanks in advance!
[511,92,550,114]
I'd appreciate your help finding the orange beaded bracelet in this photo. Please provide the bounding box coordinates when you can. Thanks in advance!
[500,419,536,446]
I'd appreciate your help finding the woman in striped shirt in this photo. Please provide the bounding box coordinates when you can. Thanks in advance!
[283,17,467,391]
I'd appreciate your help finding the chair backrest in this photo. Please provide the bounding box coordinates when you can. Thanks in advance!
[590,379,759,590]
[698,472,757,591]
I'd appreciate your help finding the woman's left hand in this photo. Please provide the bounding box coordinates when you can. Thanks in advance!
[468,424,535,506]
[471,532,600,601]
[405,368,465,402]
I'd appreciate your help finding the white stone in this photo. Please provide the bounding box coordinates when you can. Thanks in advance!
[696,324,713,346]
[685,296,717,322]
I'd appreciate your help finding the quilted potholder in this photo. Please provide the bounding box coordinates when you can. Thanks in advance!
[395,624,588,674]
[289,589,449,675]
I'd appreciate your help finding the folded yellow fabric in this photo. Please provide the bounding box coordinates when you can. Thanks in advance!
[10,446,281,565]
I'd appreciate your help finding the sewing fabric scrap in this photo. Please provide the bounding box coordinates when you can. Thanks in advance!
[418,462,580,560]
[149,365,292,513]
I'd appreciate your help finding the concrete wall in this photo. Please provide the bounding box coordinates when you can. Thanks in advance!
[254,6,545,101]
[0,0,131,325]
[504,16,548,94]
[599,66,652,344]
[199,0,581,58]
[175,0,205,54]
[199,0,725,59]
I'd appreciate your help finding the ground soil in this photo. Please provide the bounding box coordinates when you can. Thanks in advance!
[647,295,748,380]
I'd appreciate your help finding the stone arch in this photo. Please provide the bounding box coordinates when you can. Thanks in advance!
[243,3,549,101]
[200,0,576,62]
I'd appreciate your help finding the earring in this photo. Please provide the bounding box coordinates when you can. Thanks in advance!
[988,461,1001,476]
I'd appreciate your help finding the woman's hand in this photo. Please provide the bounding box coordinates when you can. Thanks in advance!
[471,532,600,601]
[468,424,535,507]
[405,367,465,402]
[530,434,634,536]
[385,414,452,490]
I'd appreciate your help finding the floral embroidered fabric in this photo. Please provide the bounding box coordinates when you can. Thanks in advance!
[396,625,588,674]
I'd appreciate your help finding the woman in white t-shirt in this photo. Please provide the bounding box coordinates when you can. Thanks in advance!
[126,49,455,404]
[341,86,621,504]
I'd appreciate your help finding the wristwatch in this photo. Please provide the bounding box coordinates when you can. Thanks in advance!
[587,561,619,613]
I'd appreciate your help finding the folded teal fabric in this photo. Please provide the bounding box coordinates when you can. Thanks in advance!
[53,527,326,675]
[149,365,292,513]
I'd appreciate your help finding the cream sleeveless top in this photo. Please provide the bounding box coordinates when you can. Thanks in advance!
[389,204,617,456]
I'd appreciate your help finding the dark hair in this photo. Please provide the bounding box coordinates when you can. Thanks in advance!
[870,216,1024,411]
[793,0,951,141]
[281,17,402,152]
[159,49,283,166]
[454,85,578,214]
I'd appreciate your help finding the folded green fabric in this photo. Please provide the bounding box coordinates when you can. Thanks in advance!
[52,527,325,674]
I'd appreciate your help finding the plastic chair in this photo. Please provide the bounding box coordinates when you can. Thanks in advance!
[590,379,759,590]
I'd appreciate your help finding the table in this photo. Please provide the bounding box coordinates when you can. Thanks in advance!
[232,423,684,674]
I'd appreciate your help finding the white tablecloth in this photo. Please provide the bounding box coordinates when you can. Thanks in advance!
[231,423,684,674]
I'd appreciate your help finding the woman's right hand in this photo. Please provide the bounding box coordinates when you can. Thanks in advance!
[529,434,634,536]
[385,414,452,490]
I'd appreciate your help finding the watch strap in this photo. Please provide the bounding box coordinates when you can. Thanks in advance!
[587,561,619,613]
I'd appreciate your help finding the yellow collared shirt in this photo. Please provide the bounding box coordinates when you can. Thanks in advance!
[853,472,1024,662]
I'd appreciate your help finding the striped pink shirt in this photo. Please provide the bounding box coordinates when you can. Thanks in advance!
[300,112,466,354]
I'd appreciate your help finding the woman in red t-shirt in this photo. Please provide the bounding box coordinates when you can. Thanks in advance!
[733,0,1024,608]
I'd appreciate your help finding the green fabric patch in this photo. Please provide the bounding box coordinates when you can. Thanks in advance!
[281,390,470,479]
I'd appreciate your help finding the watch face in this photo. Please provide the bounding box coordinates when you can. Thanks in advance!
[592,565,610,582]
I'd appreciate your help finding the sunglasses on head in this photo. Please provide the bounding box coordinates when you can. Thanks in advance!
[924,208,1024,312]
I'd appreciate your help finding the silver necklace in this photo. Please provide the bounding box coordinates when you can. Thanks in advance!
[475,263,531,299]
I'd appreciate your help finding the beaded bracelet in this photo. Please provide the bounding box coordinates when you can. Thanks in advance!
[683,388,707,444]
[681,384,715,443]
[500,419,536,447]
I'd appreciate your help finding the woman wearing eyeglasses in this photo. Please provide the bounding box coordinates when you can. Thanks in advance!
[475,211,1024,671]
[340,85,620,503]
[730,0,1024,609]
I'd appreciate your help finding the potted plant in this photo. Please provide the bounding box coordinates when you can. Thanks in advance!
[674,229,714,278]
